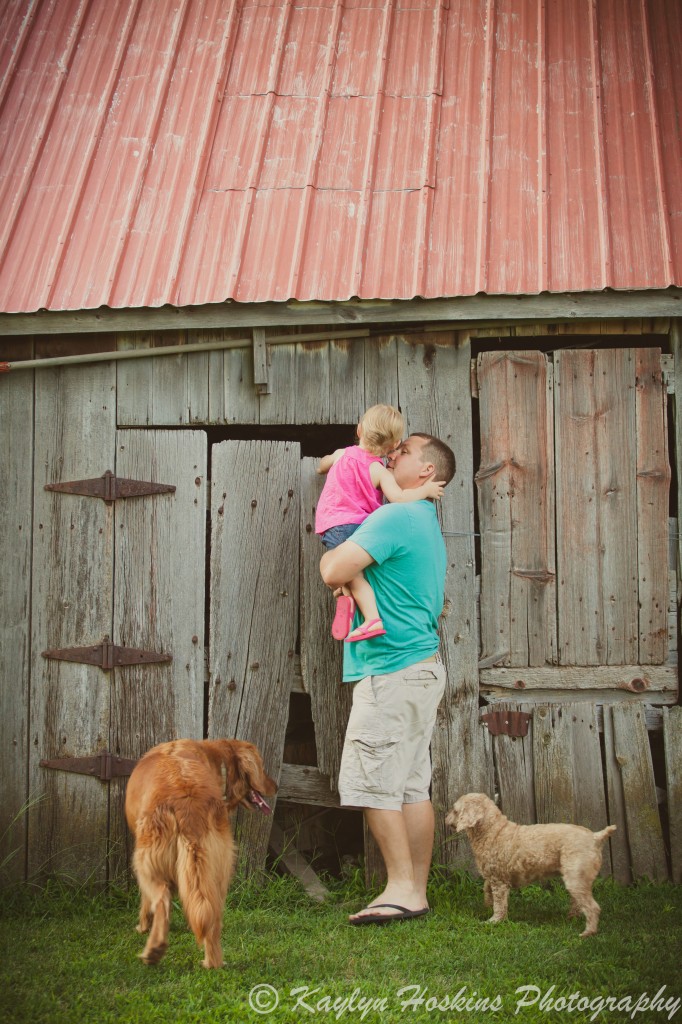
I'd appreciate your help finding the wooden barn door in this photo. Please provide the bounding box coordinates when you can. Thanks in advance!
[208,440,300,873]
[28,364,206,881]
[475,347,673,880]
[108,429,207,876]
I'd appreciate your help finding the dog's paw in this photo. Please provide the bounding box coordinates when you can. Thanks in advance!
[140,943,168,965]
[201,957,224,969]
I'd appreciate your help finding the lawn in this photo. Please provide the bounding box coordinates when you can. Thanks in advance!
[0,868,680,1024]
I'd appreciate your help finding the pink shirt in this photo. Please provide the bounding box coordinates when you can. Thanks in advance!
[315,446,385,534]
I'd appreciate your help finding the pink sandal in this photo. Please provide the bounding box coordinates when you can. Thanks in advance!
[345,618,387,643]
[331,595,356,639]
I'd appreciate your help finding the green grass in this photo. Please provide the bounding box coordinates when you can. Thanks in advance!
[0,869,680,1024]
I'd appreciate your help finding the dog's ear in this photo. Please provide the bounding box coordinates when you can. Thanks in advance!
[236,742,277,796]
[218,742,250,808]
[220,741,277,809]
[455,795,486,831]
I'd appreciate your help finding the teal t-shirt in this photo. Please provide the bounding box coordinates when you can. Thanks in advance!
[342,500,446,682]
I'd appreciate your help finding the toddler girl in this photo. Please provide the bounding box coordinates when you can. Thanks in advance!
[316,404,444,641]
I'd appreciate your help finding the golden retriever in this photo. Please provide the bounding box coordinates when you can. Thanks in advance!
[125,738,277,968]
[446,792,616,937]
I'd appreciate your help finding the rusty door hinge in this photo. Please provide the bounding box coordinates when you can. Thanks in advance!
[45,470,175,504]
[40,752,137,781]
[42,635,172,670]
[481,710,532,738]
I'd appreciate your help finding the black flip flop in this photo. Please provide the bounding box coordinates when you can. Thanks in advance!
[349,903,431,926]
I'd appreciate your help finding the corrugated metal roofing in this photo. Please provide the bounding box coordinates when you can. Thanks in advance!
[0,0,680,314]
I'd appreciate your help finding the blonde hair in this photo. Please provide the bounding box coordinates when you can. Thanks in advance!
[358,404,404,456]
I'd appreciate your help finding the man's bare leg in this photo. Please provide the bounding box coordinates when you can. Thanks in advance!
[404,800,435,897]
[349,800,434,922]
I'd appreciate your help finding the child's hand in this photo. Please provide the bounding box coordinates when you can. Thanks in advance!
[424,479,446,500]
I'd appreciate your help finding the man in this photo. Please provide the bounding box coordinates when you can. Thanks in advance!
[320,432,456,924]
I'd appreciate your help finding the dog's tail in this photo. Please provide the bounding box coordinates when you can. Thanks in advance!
[175,798,235,947]
[593,824,617,844]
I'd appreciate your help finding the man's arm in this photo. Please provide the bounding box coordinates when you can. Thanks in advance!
[320,539,374,589]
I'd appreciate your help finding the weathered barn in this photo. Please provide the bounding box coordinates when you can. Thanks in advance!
[1,0,681,889]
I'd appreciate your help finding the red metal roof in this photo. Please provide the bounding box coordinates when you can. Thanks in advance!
[0,0,680,314]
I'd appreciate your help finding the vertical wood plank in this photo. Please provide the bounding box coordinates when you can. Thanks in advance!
[300,459,350,791]
[0,370,34,882]
[117,333,210,426]
[397,333,493,870]
[603,706,631,883]
[555,349,638,665]
[668,518,678,668]
[533,705,577,823]
[207,349,225,422]
[364,335,399,410]
[29,364,116,882]
[476,351,556,668]
[570,704,612,875]
[261,342,330,425]
[259,344,295,423]
[109,429,207,878]
[611,703,668,881]
[476,352,513,667]
[636,348,671,663]
[511,356,556,667]
[208,440,300,872]
[672,325,682,644]
[490,703,536,825]
[329,338,365,425]
[590,348,638,665]
[150,344,192,425]
[221,346,259,425]
[533,704,610,872]
[116,335,154,425]
[185,350,210,423]
[662,706,682,883]
[292,343,330,424]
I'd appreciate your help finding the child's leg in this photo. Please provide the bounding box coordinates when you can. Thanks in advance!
[330,585,356,639]
[346,571,384,638]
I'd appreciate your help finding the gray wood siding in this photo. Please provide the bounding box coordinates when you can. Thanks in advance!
[28,364,116,881]
[636,348,671,663]
[208,440,300,872]
[0,370,34,882]
[476,351,556,668]
[109,429,207,877]
[609,704,668,881]
[556,349,640,666]
[1,329,678,887]
[477,347,671,684]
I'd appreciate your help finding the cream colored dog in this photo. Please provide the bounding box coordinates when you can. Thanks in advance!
[445,793,616,937]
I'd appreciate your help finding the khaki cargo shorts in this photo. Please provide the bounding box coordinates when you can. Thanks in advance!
[338,657,447,811]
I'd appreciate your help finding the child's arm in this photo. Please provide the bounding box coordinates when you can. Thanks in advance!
[370,463,445,502]
[317,449,345,475]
